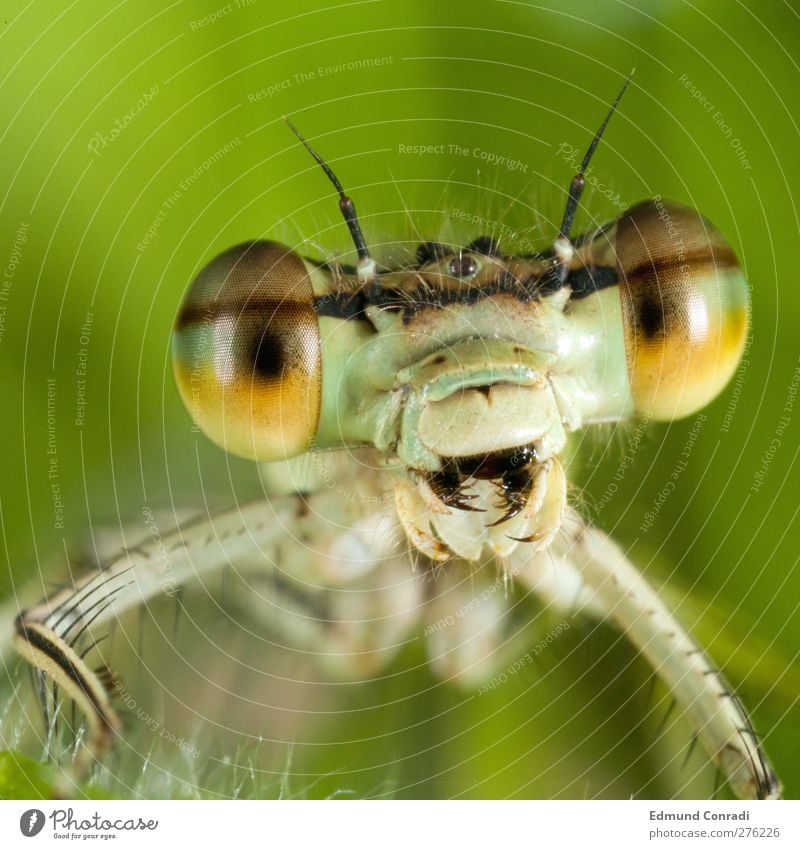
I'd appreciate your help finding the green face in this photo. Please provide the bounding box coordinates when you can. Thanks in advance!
[172,198,748,560]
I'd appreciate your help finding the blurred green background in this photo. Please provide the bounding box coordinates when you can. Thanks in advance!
[0,0,798,799]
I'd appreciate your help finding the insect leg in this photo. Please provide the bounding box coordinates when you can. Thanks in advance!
[13,498,295,775]
[514,509,780,800]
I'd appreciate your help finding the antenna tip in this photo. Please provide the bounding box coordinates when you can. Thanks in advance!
[284,116,307,146]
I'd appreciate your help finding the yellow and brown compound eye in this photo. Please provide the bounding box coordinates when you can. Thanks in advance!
[172,241,321,460]
[613,199,748,421]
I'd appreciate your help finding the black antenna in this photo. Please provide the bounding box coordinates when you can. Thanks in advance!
[284,117,376,284]
[555,71,634,283]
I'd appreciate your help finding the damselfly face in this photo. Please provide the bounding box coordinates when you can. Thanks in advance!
[173,199,747,563]
[12,82,779,801]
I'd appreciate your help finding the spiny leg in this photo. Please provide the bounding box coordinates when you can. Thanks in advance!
[13,468,421,779]
[513,509,780,800]
[13,498,303,777]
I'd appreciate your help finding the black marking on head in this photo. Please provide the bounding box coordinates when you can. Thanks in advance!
[531,264,619,300]
[566,264,619,298]
[312,260,619,324]
[466,236,501,256]
[314,290,369,320]
[416,241,451,265]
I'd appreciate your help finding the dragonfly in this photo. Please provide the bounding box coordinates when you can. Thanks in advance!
[11,77,780,800]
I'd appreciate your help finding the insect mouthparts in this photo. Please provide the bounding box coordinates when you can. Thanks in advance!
[440,444,538,480]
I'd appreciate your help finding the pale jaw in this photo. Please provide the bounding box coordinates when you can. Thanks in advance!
[392,365,570,563]
[395,460,566,563]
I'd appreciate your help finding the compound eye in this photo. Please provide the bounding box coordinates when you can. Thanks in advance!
[614,200,748,420]
[172,241,321,460]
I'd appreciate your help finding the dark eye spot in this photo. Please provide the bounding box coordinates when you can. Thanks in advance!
[448,254,478,278]
[637,294,665,338]
[251,330,284,379]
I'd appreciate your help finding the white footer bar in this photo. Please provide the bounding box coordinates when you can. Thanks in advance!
[1,799,796,848]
